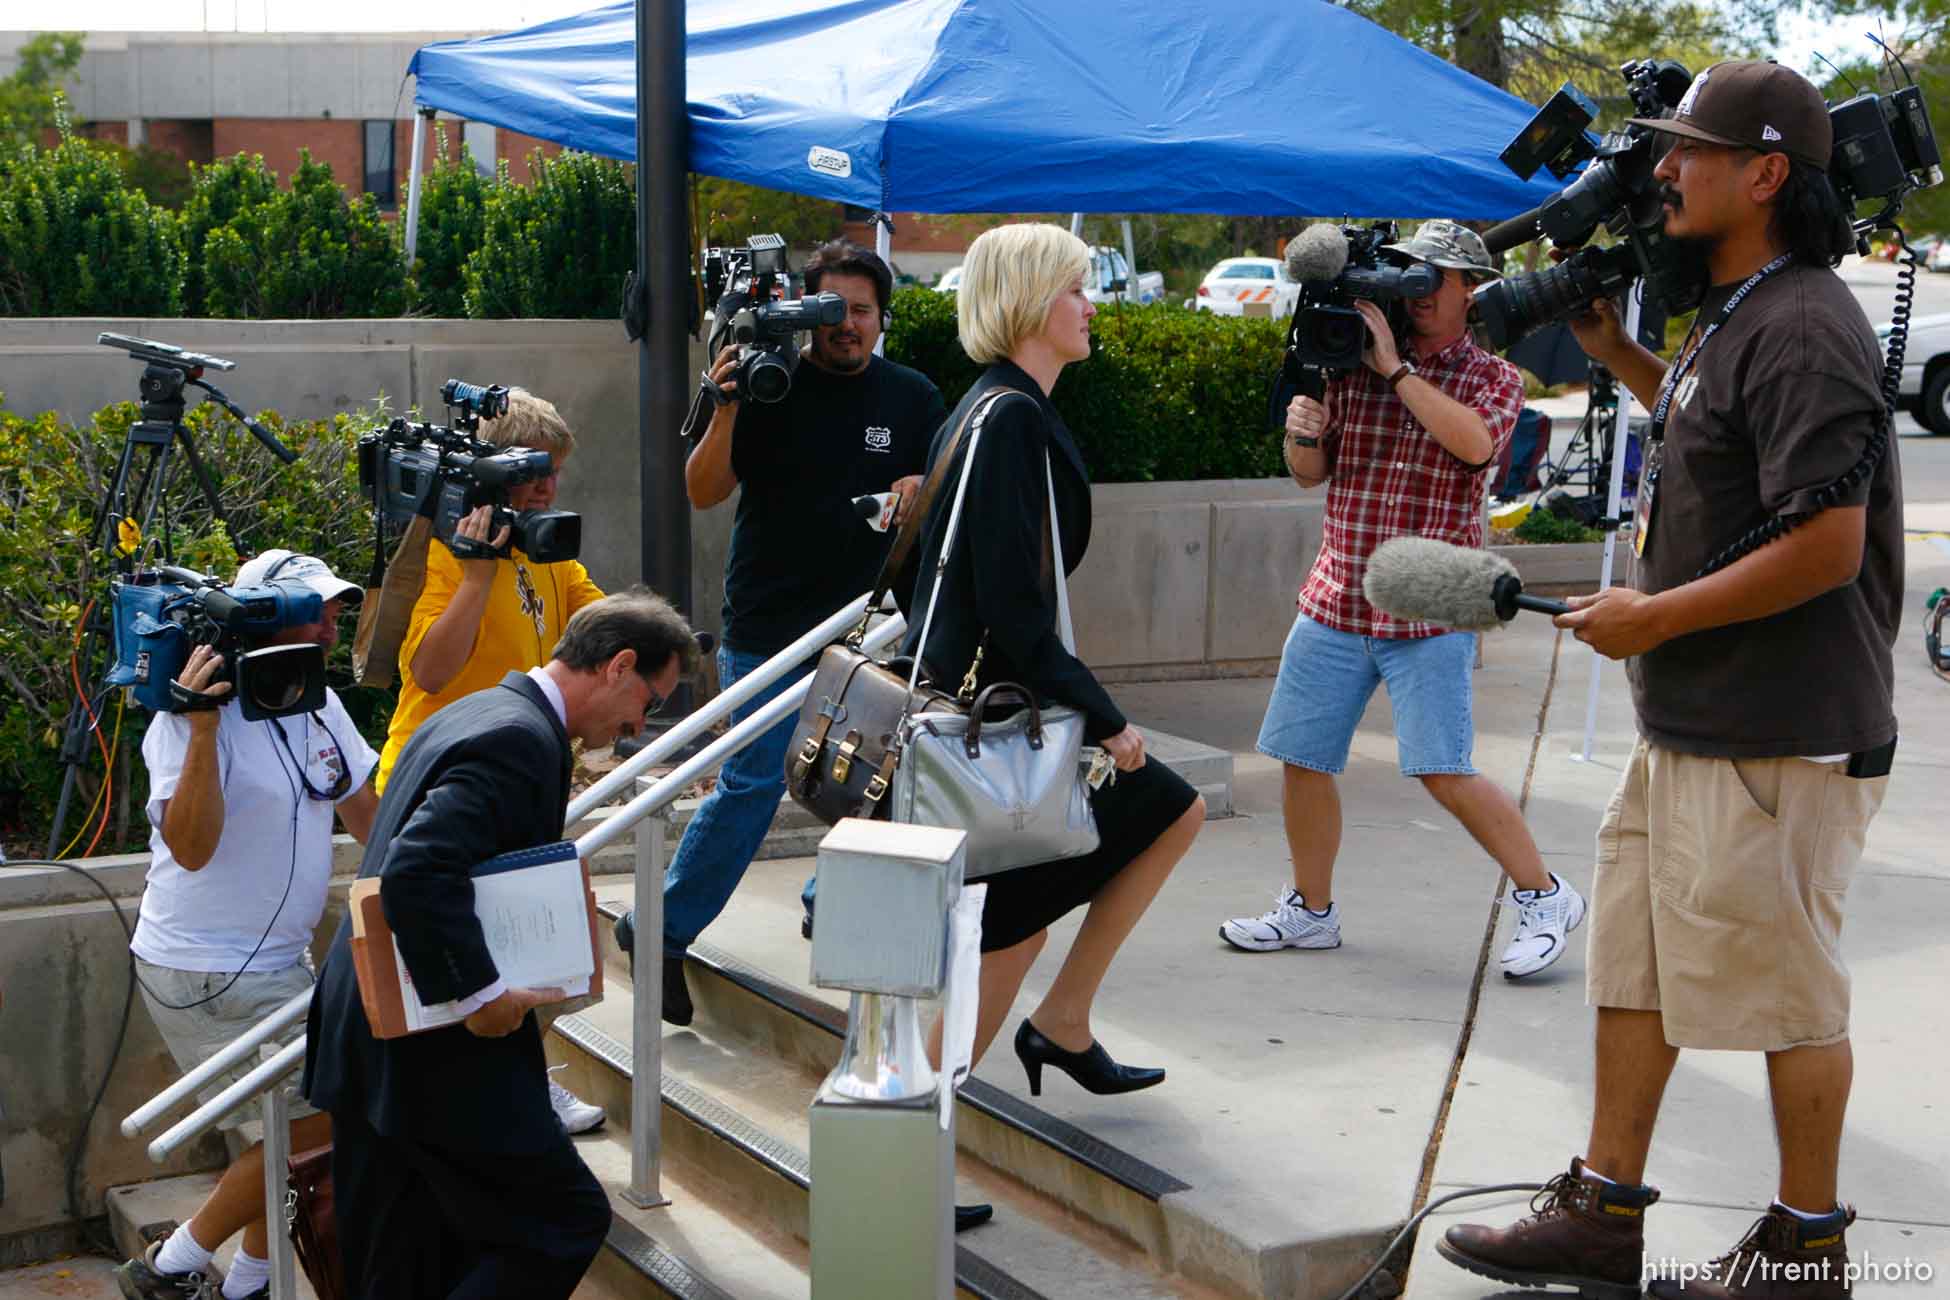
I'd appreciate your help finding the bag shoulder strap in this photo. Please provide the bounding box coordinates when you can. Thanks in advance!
[850,385,1025,644]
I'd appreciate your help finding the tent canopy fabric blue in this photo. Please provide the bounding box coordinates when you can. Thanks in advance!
[408,0,1560,219]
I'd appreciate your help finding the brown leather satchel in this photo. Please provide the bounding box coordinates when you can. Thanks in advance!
[784,388,1019,825]
[287,1142,345,1300]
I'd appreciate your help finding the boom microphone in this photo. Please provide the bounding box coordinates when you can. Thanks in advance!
[1285,224,1351,284]
[1363,537,1570,630]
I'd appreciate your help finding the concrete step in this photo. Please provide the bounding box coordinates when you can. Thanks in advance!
[0,1255,123,1299]
[549,991,1208,1300]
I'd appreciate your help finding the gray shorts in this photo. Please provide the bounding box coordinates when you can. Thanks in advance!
[135,957,319,1140]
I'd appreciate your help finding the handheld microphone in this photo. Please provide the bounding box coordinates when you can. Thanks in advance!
[851,492,900,533]
[1362,537,1571,630]
[1285,224,1352,283]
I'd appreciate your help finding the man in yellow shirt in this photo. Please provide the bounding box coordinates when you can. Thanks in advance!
[374,387,608,1135]
[376,389,606,791]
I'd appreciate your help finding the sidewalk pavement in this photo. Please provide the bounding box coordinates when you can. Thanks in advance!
[684,536,1949,1297]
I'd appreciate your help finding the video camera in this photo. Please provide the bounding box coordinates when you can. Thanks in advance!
[1281,221,1442,373]
[702,233,846,404]
[106,565,326,720]
[357,379,581,564]
[1474,56,1944,349]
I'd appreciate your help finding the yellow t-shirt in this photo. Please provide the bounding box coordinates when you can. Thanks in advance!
[375,539,606,791]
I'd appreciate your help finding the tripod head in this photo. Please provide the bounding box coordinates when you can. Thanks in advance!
[97,332,298,465]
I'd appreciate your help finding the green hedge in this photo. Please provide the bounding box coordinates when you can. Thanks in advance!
[0,132,184,316]
[411,131,493,318]
[464,150,636,319]
[886,286,1288,482]
[0,397,389,853]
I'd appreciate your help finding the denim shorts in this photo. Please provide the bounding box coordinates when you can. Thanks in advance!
[1256,614,1478,777]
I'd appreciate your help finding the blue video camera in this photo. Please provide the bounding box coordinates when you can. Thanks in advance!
[107,566,327,719]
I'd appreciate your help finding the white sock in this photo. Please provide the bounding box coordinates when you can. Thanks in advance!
[1774,1200,1839,1222]
[223,1247,271,1299]
[154,1224,215,1277]
[1579,1160,1618,1186]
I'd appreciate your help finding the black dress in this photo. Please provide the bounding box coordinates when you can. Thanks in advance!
[901,361,1198,952]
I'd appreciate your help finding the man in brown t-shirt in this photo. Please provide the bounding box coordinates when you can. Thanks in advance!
[1440,63,1902,1300]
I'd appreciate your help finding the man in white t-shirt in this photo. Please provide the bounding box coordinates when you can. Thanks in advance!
[116,550,380,1300]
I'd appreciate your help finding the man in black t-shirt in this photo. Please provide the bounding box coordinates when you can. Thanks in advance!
[1441,63,1901,1300]
[615,240,945,1027]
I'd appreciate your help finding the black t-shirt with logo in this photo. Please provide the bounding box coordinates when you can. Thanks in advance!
[1627,261,1903,758]
[724,354,945,655]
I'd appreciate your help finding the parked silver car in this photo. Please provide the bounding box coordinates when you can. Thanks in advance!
[1884,310,1950,434]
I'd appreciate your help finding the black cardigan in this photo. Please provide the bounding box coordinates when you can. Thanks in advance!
[900,361,1127,741]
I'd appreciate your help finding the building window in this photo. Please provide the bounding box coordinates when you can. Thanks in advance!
[463,120,497,180]
[363,120,396,205]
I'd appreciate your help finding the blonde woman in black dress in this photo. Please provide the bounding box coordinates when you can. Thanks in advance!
[907,222,1205,1097]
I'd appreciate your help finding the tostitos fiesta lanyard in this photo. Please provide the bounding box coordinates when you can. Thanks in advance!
[1633,253,1793,557]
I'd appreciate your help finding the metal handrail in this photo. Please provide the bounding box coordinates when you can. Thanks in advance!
[568,592,890,822]
[121,988,312,1138]
[121,593,909,1160]
[147,1037,307,1162]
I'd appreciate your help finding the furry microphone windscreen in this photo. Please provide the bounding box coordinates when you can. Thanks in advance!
[1284,223,1351,284]
[1362,537,1520,630]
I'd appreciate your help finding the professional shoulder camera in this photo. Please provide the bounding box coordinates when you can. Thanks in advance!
[1280,221,1442,373]
[357,379,581,564]
[106,565,326,720]
[1474,55,1943,348]
[702,233,845,404]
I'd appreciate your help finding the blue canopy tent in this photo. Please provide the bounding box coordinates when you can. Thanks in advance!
[403,0,1563,229]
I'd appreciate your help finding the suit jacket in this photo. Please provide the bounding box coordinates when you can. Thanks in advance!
[303,671,572,1153]
[900,360,1126,741]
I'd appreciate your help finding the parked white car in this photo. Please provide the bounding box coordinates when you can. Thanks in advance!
[1084,246,1166,305]
[1194,257,1301,317]
[1882,310,1950,434]
[935,265,963,293]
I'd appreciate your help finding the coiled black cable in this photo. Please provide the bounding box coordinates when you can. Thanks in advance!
[1690,228,1911,580]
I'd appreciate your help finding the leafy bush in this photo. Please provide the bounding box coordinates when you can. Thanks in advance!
[886,287,1288,482]
[1513,508,1605,544]
[411,129,494,318]
[179,152,280,316]
[0,397,390,853]
[202,151,408,319]
[0,131,184,316]
[464,150,635,319]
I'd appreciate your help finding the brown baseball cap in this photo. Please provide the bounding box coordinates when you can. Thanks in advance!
[1628,60,1833,170]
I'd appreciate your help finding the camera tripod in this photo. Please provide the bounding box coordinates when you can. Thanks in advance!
[1535,364,1624,499]
[43,335,295,857]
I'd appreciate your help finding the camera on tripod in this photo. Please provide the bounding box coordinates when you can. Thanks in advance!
[1475,55,1944,349]
[703,233,846,404]
[106,565,326,720]
[356,379,581,564]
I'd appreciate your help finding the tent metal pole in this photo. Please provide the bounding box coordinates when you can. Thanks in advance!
[1121,217,1137,304]
[874,215,892,356]
[1576,280,1642,762]
[637,0,693,615]
[1069,212,1084,237]
[403,107,432,265]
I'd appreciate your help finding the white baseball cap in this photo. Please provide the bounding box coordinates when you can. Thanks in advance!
[234,549,363,606]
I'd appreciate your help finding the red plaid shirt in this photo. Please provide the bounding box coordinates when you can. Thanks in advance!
[1296,334,1524,639]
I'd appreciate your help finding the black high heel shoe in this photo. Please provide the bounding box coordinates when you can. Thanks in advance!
[1013,1020,1165,1098]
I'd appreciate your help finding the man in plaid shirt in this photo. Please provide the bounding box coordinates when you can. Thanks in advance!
[1220,220,1587,979]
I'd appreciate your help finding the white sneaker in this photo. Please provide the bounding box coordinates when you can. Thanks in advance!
[1499,872,1586,979]
[548,1071,606,1134]
[1219,887,1342,951]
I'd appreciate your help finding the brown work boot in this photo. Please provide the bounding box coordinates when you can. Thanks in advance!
[1645,1204,1855,1298]
[1437,1156,1657,1300]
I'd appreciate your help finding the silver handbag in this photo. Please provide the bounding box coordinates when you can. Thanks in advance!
[891,396,1100,879]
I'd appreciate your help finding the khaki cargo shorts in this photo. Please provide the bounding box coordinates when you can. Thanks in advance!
[1586,738,1887,1051]
[136,957,319,1141]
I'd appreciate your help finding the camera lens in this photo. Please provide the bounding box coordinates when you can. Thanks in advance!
[743,350,794,403]
[235,644,325,722]
[1472,256,1604,349]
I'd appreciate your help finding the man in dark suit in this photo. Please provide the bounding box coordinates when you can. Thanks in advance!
[304,588,694,1299]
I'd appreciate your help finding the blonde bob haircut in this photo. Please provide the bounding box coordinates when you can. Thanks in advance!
[957,223,1092,365]
[479,387,577,457]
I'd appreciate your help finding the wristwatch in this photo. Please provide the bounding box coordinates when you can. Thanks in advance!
[1288,432,1322,449]
[1386,362,1416,390]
